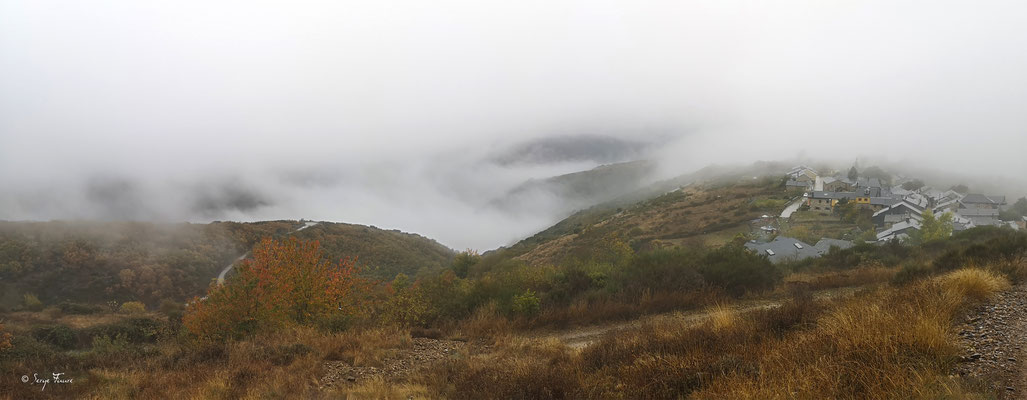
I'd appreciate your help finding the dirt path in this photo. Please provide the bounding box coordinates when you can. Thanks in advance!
[539,285,868,349]
[954,283,1027,399]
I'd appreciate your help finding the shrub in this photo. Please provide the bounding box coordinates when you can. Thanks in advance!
[892,262,934,285]
[91,334,130,355]
[120,301,146,314]
[59,302,104,315]
[31,325,77,350]
[23,293,43,311]
[512,290,541,316]
[452,250,480,278]
[87,317,166,344]
[699,245,781,296]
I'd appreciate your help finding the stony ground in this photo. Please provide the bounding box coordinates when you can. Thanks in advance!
[319,337,484,389]
[954,283,1027,399]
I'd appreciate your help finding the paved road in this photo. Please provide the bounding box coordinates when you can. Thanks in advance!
[780,197,805,219]
[215,221,320,286]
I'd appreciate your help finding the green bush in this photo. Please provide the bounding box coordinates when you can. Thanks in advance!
[119,301,146,314]
[512,290,541,316]
[91,334,130,355]
[615,248,704,294]
[31,325,77,350]
[452,250,481,278]
[23,293,43,311]
[699,245,781,297]
[892,263,933,285]
[87,317,165,344]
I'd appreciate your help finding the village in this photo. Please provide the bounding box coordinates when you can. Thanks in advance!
[746,165,1027,263]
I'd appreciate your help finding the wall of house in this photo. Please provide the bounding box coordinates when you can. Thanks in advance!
[810,198,833,213]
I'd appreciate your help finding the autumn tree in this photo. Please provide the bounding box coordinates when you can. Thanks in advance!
[183,237,365,341]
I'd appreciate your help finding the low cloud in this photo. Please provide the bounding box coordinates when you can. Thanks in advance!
[2,1,1026,249]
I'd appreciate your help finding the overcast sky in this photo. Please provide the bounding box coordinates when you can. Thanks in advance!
[2,1,1026,250]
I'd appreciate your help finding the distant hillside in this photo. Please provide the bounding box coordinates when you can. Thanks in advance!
[0,220,454,309]
[489,134,655,166]
[291,222,455,279]
[486,162,799,267]
[490,160,658,217]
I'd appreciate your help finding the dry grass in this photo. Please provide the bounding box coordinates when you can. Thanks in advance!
[695,270,1011,399]
[706,304,738,331]
[528,288,727,330]
[418,268,1011,399]
[332,377,431,399]
[938,268,1011,303]
[0,325,415,400]
[783,265,897,292]
[457,301,512,341]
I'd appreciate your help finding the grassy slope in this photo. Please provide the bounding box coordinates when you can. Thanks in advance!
[0,220,454,308]
[507,176,793,267]
[291,222,454,280]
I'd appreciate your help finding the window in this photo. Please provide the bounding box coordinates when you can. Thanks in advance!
[794,243,803,249]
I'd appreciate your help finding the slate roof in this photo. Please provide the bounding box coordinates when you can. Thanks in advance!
[814,238,854,253]
[961,194,1007,205]
[873,200,926,218]
[745,237,819,264]
[870,197,901,206]
[745,237,854,264]
[967,217,1004,227]
[956,208,1000,218]
[877,220,921,242]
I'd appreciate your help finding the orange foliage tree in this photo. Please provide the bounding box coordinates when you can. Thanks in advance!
[184,237,365,341]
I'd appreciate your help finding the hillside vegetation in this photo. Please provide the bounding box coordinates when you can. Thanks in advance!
[0,220,453,310]
[503,175,792,267]
[291,222,454,280]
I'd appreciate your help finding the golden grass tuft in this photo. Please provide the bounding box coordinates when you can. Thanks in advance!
[937,268,1010,303]
[706,304,738,331]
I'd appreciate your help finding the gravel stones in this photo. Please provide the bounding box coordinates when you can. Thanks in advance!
[953,283,1027,399]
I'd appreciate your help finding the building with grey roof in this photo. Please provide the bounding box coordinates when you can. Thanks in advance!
[814,238,855,253]
[877,220,921,242]
[873,200,926,226]
[960,194,1007,209]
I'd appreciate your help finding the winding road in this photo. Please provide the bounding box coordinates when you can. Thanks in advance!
[215,221,320,286]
